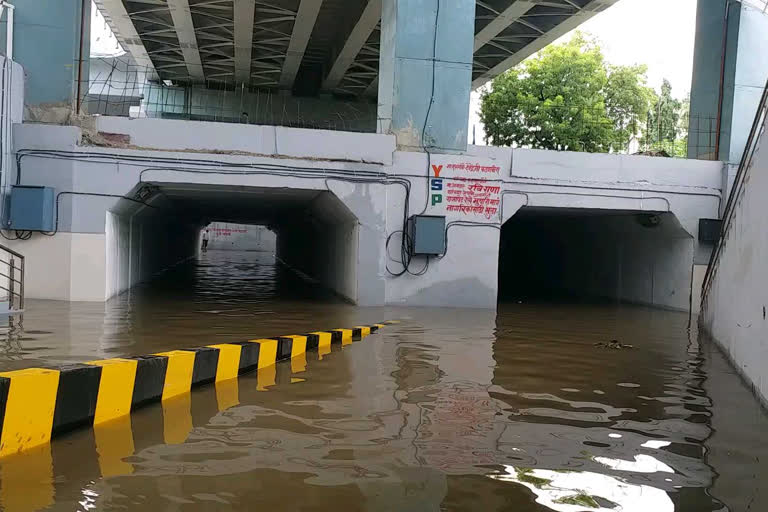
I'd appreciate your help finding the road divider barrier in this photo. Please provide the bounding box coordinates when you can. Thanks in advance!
[0,323,389,458]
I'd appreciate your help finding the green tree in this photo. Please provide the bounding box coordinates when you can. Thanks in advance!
[479,33,653,152]
[645,79,682,148]
[605,64,654,152]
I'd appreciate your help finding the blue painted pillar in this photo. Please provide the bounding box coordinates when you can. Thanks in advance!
[376,0,474,152]
[688,0,768,164]
[2,0,91,123]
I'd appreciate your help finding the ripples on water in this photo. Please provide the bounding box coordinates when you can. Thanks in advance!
[0,251,766,511]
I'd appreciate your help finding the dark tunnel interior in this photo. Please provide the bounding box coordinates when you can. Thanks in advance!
[498,208,695,310]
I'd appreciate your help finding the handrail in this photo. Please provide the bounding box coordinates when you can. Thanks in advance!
[0,241,23,311]
[701,77,768,303]
[0,243,23,260]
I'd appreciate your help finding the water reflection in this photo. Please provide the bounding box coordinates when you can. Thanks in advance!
[490,465,674,511]
[0,314,24,360]
[0,253,765,511]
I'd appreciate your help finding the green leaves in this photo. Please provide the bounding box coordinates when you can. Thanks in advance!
[479,32,655,153]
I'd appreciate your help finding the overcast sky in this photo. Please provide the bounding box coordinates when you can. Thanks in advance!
[469,0,698,144]
[580,0,697,94]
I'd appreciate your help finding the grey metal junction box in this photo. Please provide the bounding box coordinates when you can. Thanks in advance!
[407,215,446,256]
[9,186,55,232]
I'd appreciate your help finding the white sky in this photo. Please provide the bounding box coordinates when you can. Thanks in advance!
[579,0,697,94]
[469,0,698,144]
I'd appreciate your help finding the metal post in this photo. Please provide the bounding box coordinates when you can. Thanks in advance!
[1,2,13,60]
[19,255,23,310]
[8,256,13,310]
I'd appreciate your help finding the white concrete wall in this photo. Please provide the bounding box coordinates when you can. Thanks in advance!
[106,210,198,300]
[205,223,276,252]
[4,233,106,301]
[701,112,768,405]
[93,116,395,165]
[275,192,360,302]
[9,120,723,308]
[562,215,694,311]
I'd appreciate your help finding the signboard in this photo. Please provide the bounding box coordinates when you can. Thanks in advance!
[426,157,503,222]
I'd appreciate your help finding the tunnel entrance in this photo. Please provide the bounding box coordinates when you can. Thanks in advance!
[106,184,359,303]
[202,222,277,255]
[498,208,694,310]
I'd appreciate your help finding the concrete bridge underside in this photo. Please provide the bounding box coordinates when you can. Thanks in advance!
[96,0,617,95]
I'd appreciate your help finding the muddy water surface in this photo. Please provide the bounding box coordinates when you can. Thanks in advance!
[0,251,766,511]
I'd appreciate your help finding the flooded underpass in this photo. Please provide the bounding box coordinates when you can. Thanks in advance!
[1,250,767,511]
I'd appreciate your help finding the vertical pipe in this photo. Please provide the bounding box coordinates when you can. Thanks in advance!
[9,256,14,310]
[714,0,731,161]
[5,3,13,60]
[76,0,87,115]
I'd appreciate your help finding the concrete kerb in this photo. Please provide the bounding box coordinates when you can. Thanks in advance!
[0,323,392,458]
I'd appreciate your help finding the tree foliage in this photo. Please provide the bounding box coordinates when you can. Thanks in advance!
[643,80,688,157]
[479,33,654,152]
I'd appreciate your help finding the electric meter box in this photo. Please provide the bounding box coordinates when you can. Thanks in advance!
[698,218,722,243]
[406,215,446,256]
[9,185,55,232]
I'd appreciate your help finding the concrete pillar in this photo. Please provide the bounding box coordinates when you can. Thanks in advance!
[688,0,768,165]
[2,0,91,123]
[376,0,474,152]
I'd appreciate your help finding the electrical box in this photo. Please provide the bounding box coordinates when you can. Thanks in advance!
[9,186,55,232]
[406,215,446,256]
[698,218,722,243]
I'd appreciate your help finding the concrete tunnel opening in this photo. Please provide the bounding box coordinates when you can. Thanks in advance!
[498,208,696,311]
[104,183,359,303]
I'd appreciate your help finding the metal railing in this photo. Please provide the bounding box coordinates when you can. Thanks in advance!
[84,56,377,133]
[701,77,768,304]
[0,243,23,311]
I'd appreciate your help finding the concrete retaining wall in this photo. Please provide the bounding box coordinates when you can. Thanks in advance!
[561,215,694,311]
[106,211,198,299]
[701,112,768,406]
[276,194,359,302]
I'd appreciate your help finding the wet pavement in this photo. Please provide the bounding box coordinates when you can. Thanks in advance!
[0,251,766,511]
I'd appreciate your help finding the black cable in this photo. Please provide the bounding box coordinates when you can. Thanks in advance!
[416,0,441,217]
[15,150,392,185]
[40,191,162,237]
[435,221,502,260]
[12,150,448,276]
[0,229,19,241]
[12,152,433,274]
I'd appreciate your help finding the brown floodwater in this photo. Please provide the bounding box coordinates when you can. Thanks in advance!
[0,250,766,511]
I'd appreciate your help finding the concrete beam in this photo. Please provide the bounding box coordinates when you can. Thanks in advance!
[280,0,325,89]
[167,0,205,82]
[364,76,378,98]
[234,0,256,84]
[474,1,535,52]
[95,0,158,79]
[322,0,381,92]
[471,0,619,89]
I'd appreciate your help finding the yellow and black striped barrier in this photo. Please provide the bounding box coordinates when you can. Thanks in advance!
[0,323,389,459]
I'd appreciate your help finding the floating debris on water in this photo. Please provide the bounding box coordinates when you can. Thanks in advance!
[594,339,634,350]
